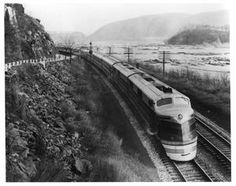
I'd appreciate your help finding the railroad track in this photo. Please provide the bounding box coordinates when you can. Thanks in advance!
[195,116,231,176]
[155,140,214,182]
[173,160,213,182]
[195,116,231,162]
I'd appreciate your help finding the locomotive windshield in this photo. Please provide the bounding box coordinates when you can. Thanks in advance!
[175,97,189,105]
[156,98,172,106]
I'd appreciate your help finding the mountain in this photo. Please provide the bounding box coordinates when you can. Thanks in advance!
[5,4,55,63]
[167,25,229,45]
[88,10,229,41]
[48,31,87,46]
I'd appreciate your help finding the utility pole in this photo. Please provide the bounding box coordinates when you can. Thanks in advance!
[69,48,72,63]
[159,50,170,77]
[186,66,189,79]
[124,47,133,63]
[127,47,130,63]
[89,42,93,55]
[163,51,165,77]
[108,47,112,56]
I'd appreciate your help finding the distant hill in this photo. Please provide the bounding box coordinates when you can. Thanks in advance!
[167,25,229,45]
[48,31,87,46]
[88,10,229,41]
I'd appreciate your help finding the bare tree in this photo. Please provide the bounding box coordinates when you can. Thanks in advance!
[59,35,76,63]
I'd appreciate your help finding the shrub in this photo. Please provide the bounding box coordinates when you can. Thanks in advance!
[31,159,69,182]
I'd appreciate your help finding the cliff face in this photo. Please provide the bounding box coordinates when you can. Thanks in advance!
[5,4,55,63]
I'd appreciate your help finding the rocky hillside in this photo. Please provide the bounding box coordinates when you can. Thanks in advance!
[167,25,229,45]
[89,10,229,41]
[5,4,55,63]
[6,58,159,182]
[5,60,102,182]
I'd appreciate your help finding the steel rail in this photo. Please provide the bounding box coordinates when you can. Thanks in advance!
[173,160,213,182]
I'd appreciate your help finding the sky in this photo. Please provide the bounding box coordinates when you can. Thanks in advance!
[22,1,228,35]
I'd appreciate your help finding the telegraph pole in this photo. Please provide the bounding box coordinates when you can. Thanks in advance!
[107,47,116,56]
[163,51,165,77]
[186,66,189,79]
[108,47,112,56]
[124,47,133,63]
[159,50,170,77]
[69,48,72,63]
[127,47,130,63]
[89,42,93,55]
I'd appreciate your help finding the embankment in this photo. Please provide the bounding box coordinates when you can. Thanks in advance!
[6,57,159,182]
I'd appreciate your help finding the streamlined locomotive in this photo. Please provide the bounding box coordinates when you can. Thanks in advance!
[81,51,197,161]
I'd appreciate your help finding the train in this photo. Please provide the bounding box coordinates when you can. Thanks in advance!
[80,49,197,161]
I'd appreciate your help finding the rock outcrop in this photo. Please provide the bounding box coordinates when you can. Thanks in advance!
[5,3,55,63]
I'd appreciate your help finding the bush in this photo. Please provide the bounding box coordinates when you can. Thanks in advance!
[89,157,117,181]
[31,159,69,182]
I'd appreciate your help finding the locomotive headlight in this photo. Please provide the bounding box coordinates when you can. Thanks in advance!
[178,114,183,120]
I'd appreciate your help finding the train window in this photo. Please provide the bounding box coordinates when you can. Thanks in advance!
[175,97,189,105]
[156,98,172,107]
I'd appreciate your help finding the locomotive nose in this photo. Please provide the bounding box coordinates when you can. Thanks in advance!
[159,106,194,123]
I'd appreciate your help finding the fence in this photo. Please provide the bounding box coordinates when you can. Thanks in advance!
[4,55,69,72]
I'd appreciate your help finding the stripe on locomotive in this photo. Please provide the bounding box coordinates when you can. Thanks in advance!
[161,136,198,146]
[162,140,197,154]
[164,145,196,154]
